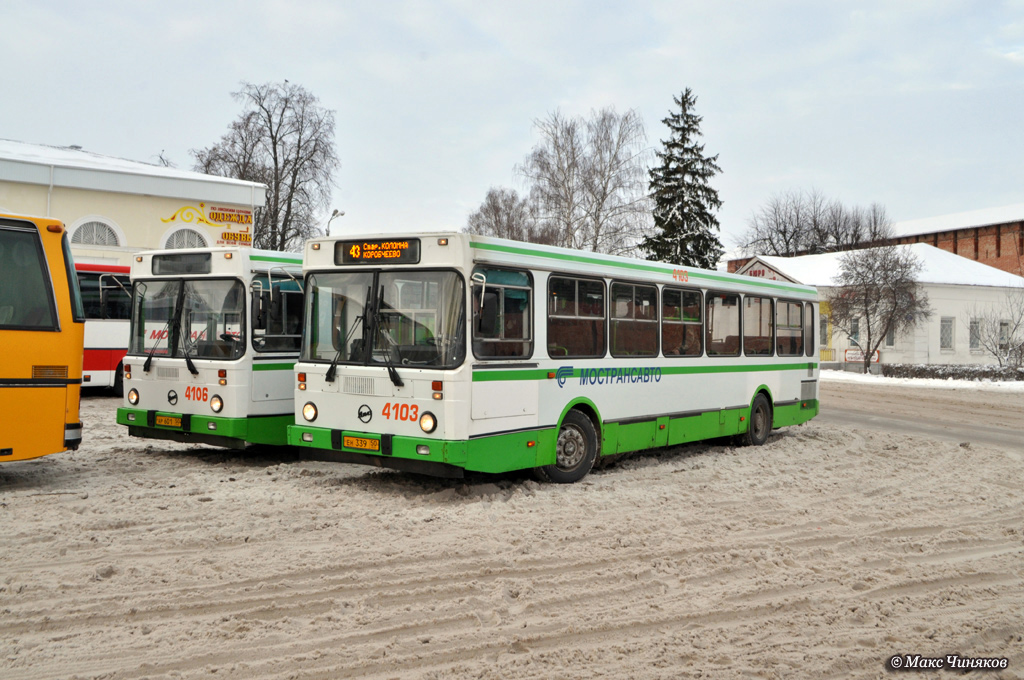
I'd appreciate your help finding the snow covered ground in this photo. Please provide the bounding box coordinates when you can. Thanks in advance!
[1,382,1022,679]
[821,367,1024,393]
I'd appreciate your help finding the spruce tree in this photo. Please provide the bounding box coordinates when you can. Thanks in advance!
[641,89,724,269]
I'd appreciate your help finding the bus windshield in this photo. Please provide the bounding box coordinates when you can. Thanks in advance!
[130,279,246,360]
[304,270,465,368]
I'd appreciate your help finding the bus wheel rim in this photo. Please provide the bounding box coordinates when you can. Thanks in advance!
[557,424,586,470]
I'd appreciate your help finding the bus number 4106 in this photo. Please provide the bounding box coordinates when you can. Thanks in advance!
[184,386,208,402]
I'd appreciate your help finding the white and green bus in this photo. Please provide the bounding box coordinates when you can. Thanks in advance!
[288,233,819,482]
[117,247,303,449]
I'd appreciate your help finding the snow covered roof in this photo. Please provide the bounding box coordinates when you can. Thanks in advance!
[893,204,1024,238]
[751,243,1024,289]
[0,139,266,207]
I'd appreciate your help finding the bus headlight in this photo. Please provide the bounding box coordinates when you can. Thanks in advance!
[210,395,224,413]
[302,402,318,422]
[127,388,139,405]
[419,411,437,433]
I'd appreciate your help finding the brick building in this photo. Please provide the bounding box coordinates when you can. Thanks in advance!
[888,204,1024,277]
[727,204,1024,276]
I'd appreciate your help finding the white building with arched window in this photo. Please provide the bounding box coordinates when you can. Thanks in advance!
[0,139,266,267]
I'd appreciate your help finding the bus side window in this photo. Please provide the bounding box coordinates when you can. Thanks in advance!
[776,300,804,356]
[662,287,702,357]
[547,276,605,359]
[706,292,740,357]
[472,267,533,359]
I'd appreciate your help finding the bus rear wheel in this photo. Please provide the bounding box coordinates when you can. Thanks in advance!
[113,362,124,398]
[738,394,771,446]
[535,410,597,483]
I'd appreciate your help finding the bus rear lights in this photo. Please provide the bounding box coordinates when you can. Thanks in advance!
[302,432,314,442]
[431,380,443,399]
[302,402,318,422]
[219,379,227,386]
[298,372,307,390]
[416,445,431,456]
[210,395,224,413]
[419,412,437,433]
[128,388,140,405]
[218,369,227,378]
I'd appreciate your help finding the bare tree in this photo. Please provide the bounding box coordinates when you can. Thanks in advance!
[192,81,339,251]
[739,190,894,256]
[827,245,932,374]
[516,107,651,255]
[962,287,1024,368]
[463,186,557,244]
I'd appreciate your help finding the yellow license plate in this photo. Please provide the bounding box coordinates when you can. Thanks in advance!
[344,436,380,451]
[156,415,182,428]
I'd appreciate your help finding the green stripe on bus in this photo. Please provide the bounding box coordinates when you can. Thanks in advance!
[252,362,296,371]
[468,241,816,295]
[472,362,817,382]
[250,255,302,264]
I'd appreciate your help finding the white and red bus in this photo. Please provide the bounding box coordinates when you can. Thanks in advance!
[75,263,131,395]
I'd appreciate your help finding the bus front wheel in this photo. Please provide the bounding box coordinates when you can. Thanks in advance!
[535,410,597,483]
[738,394,772,446]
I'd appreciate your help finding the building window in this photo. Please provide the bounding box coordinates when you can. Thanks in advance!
[884,327,895,348]
[819,314,829,347]
[165,228,208,249]
[940,317,954,350]
[999,321,1010,350]
[71,221,120,247]
[850,318,860,346]
[969,319,981,350]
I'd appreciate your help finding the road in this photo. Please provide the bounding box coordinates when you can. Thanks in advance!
[818,377,1024,452]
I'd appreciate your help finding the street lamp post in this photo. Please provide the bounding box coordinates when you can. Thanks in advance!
[326,209,345,236]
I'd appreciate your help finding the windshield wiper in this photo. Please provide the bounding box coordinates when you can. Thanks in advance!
[325,313,364,383]
[143,318,172,373]
[373,285,404,388]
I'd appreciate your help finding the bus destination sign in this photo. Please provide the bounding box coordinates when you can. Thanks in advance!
[335,239,421,265]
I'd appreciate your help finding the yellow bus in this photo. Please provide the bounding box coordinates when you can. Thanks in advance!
[0,214,86,461]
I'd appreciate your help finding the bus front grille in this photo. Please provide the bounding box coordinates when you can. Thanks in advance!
[344,376,380,396]
[157,367,179,379]
[32,365,68,379]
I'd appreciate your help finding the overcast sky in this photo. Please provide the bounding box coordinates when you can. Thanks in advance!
[2,1,1022,248]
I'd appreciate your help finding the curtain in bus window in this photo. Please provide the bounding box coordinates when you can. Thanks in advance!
[743,296,773,356]
[178,280,246,360]
[776,301,804,356]
[0,229,57,329]
[548,277,605,358]
[610,282,657,357]
[706,292,740,356]
[662,287,702,357]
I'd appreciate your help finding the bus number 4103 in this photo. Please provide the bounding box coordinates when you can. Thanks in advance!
[382,402,418,421]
